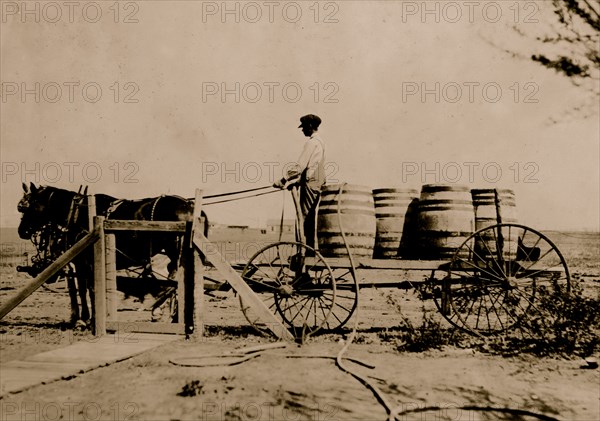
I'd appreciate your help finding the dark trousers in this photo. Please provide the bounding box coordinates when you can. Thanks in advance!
[300,185,321,250]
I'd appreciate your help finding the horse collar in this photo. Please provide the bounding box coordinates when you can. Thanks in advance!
[150,195,164,221]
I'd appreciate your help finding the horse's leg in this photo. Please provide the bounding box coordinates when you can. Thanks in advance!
[167,262,179,280]
[202,211,209,238]
[87,274,95,330]
[160,235,183,323]
[76,262,92,329]
[200,211,209,266]
[165,235,184,280]
[66,268,80,326]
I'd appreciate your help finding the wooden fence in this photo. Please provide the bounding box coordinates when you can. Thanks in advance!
[0,189,294,341]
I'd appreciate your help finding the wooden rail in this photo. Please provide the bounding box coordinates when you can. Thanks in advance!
[0,230,99,320]
[104,220,187,232]
[193,232,294,341]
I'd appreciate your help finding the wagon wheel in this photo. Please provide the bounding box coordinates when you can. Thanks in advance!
[239,241,337,338]
[322,266,359,331]
[434,223,570,336]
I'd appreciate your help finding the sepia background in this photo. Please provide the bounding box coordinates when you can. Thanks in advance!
[1,0,598,231]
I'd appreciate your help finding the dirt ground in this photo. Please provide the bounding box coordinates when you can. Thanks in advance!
[1,230,599,420]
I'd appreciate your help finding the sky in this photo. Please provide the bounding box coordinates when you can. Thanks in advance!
[1,1,599,231]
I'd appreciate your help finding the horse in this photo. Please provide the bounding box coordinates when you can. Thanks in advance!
[17,182,208,328]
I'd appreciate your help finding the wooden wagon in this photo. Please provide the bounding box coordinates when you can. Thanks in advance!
[235,186,570,339]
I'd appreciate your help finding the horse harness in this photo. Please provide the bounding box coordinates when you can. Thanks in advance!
[103,195,165,269]
[105,195,163,221]
[25,193,173,277]
[23,190,87,278]
[148,196,164,261]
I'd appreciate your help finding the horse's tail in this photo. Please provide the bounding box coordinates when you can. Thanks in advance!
[201,210,209,238]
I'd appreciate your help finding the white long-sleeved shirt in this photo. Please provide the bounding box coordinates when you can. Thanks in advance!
[285,133,326,189]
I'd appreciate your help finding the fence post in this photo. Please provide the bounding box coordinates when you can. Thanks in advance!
[88,194,96,232]
[105,233,117,322]
[93,216,106,336]
[175,234,186,331]
[191,189,205,341]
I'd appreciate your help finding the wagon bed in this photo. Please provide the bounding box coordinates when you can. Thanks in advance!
[236,222,571,340]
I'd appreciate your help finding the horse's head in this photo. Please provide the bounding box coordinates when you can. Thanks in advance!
[17,183,53,239]
[17,182,34,213]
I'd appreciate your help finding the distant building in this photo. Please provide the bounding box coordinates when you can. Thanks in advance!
[226,225,249,232]
[266,219,295,234]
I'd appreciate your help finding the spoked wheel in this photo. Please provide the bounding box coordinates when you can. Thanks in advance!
[321,267,359,331]
[239,242,337,338]
[434,223,570,336]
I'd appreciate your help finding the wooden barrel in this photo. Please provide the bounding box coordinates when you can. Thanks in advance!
[471,189,520,260]
[416,184,474,259]
[471,189,518,230]
[317,184,376,258]
[372,188,419,259]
